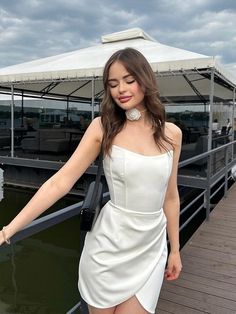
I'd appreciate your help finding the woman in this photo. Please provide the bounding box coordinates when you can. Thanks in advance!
[0,48,182,314]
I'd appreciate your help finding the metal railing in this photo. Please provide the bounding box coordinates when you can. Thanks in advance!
[1,140,236,313]
[179,140,235,220]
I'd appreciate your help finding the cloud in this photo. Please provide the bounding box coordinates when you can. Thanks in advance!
[0,0,235,78]
[146,5,236,76]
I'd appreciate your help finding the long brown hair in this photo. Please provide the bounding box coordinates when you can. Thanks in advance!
[100,47,172,155]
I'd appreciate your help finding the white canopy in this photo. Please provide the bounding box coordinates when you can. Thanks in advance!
[0,28,235,102]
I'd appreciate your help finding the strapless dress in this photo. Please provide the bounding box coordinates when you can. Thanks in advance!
[79,145,173,313]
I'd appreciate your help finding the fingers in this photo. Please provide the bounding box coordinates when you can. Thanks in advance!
[165,252,182,281]
[164,265,182,281]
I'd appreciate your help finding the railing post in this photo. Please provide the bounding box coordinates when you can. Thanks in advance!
[224,145,229,198]
[205,152,212,221]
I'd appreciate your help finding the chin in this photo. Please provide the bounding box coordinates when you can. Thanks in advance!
[117,104,133,111]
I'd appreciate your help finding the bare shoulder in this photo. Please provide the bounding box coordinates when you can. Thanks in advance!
[89,116,103,131]
[86,117,103,143]
[165,122,182,147]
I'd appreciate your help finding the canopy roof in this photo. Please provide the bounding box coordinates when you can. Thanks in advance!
[0,28,235,102]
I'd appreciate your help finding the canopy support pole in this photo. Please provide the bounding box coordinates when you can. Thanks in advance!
[208,68,215,151]
[232,88,235,142]
[67,97,69,123]
[11,85,15,157]
[21,91,24,127]
[91,78,95,120]
[205,68,215,221]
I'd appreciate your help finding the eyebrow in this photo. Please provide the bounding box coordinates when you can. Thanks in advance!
[108,74,133,82]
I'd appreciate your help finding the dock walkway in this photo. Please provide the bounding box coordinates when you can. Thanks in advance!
[156,184,236,314]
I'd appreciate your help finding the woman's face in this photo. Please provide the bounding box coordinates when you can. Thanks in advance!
[107,61,145,111]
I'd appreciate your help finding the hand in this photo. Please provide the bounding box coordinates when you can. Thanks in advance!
[164,251,182,281]
[0,231,4,246]
[0,226,11,246]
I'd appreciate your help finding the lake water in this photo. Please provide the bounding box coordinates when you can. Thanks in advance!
[0,187,83,314]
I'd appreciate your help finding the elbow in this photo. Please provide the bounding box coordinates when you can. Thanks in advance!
[164,198,180,210]
[164,192,180,209]
[46,176,72,197]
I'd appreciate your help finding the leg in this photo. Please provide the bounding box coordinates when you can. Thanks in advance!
[88,304,116,314]
[115,296,149,314]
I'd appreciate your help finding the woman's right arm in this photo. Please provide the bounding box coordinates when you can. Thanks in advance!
[0,117,103,245]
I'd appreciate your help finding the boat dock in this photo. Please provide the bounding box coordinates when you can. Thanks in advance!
[156,183,236,314]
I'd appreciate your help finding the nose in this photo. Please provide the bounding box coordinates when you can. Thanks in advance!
[118,81,126,93]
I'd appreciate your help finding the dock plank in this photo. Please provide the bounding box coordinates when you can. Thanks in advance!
[157,298,204,314]
[162,280,236,310]
[156,183,236,314]
[180,271,236,291]
[159,289,236,314]
[193,224,236,238]
[183,245,236,266]
[181,262,236,285]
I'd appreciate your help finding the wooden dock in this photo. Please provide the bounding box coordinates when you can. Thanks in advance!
[156,183,236,314]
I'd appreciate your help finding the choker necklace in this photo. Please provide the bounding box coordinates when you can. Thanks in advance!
[125,108,147,121]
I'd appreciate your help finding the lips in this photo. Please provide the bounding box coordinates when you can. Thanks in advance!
[118,96,132,103]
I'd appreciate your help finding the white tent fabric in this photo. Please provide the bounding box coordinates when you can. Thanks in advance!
[0,28,235,101]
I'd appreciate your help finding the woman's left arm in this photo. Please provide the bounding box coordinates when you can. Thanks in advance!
[163,122,182,280]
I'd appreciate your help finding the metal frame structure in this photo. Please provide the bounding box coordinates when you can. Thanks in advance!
[0,65,235,164]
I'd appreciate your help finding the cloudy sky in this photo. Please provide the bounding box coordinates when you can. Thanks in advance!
[0,0,236,76]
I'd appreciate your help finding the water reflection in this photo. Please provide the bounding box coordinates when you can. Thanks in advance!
[0,187,82,314]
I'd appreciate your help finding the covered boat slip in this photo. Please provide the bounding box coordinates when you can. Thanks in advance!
[0,28,235,191]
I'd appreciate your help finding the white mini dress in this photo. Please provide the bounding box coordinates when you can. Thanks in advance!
[79,145,173,313]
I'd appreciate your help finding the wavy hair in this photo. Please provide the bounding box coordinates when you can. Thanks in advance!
[100,47,172,155]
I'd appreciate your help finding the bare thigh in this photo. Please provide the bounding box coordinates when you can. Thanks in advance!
[88,305,116,314]
[88,296,149,314]
[115,296,149,314]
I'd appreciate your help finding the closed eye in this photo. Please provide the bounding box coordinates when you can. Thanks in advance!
[126,80,135,84]
[108,83,118,88]
[108,78,135,88]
